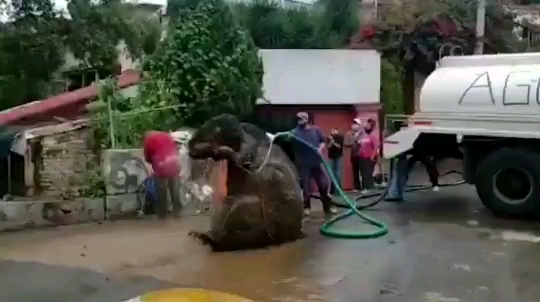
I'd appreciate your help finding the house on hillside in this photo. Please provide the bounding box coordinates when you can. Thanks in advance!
[506,4,540,50]
[0,69,140,199]
[52,0,165,97]
[227,0,317,9]
[51,0,317,98]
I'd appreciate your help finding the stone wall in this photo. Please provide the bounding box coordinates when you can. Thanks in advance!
[0,125,229,232]
[29,124,99,199]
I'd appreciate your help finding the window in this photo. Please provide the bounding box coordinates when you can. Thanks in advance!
[529,30,540,48]
[61,67,113,92]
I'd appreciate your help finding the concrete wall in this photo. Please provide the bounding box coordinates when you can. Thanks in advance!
[0,148,222,232]
[101,148,220,194]
[0,198,105,231]
[102,149,151,195]
[101,149,150,216]
[101,147,223,216]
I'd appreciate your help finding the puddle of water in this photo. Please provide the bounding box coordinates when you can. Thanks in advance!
[452,263,472,272]
[499,231,540,243]
[482,230,540,243]
[475,227,540,244]
[421,292,463,302]
[467,220,479,226]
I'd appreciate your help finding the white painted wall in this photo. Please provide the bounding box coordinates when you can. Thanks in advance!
[259,49,381,105]
[117,49,382,107]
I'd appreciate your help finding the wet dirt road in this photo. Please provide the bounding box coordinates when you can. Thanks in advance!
[2,172,540,301]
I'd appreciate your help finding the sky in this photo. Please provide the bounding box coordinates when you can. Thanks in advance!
[53,0,168,13]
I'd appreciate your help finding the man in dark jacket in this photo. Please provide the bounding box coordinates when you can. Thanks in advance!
[293,112,337,216]
[344,118,363,191]
[327,128,344,194]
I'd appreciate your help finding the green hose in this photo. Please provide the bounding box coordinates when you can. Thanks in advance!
[274,131,389,239]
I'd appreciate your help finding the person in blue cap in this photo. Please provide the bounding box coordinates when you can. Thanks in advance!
[292,112,338,216]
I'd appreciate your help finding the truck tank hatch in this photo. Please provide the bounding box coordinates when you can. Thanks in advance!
[383,127,421,159]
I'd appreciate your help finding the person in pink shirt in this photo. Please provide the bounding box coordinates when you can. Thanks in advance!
[143,131,181,218]
[358,118,379,194]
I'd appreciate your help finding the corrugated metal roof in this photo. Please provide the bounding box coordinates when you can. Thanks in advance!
[258,49,380,105]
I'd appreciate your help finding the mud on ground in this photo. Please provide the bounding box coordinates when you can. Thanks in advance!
[0,161,540,302]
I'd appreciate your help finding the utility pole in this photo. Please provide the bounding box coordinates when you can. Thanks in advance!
[474,0,486,54]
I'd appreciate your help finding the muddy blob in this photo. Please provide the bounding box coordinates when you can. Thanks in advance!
[188,114,305,251]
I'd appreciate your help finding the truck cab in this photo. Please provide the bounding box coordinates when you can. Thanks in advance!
[384,53,540,218]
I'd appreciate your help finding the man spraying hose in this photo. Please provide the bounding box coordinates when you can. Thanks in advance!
[292,112,338,216]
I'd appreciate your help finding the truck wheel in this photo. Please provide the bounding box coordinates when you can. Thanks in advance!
[475,148,540,218]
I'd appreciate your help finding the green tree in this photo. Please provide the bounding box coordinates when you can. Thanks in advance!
[355,0,520,63]
[318,0,359,45]
[0,0,64,108]
[230,0,357,49]
[380,57,403,116]
[0,0,161,111]
[139,0,263,128]
[233,0,336,49]
[349,0,520,115]
[63,0,161,68]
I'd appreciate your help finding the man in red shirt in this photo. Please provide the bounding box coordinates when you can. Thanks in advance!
[143,131,181,218]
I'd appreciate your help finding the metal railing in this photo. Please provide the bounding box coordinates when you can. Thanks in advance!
[384,114,412,135]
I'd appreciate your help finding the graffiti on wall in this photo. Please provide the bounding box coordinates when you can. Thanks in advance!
[102,128,195,196]
[102,149,151,195]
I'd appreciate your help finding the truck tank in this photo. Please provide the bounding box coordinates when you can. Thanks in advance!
[420,53,540,116]
[384,53,540,219]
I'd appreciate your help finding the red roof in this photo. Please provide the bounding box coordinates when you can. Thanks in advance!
[0,69,141,126]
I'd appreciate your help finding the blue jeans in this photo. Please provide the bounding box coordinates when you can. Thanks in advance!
[386,154,409,200]
[328,157,343,194]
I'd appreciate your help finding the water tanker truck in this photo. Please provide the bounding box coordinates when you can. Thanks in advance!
[383,53,540,218]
